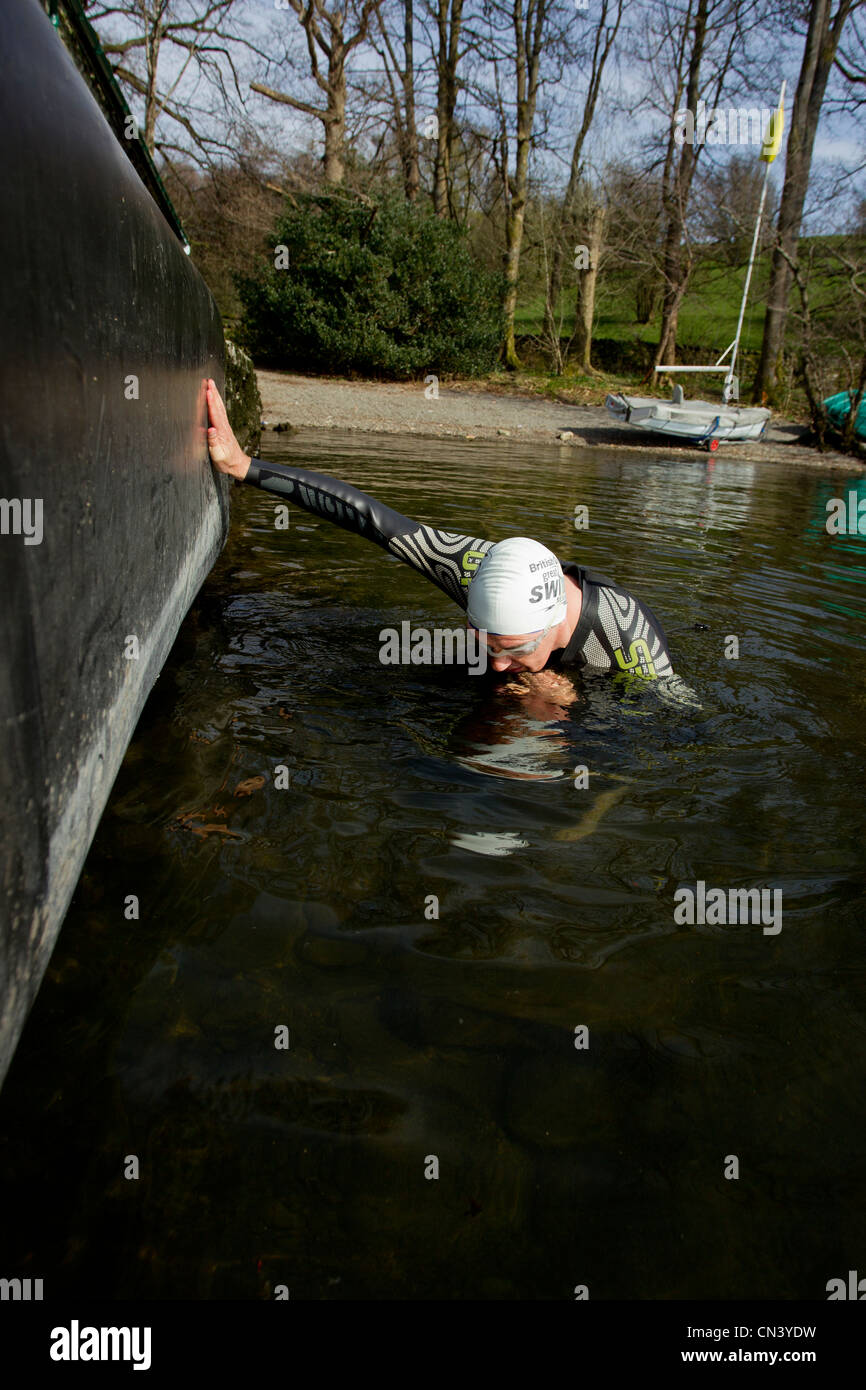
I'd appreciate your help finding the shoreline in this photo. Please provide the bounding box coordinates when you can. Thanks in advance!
[255,368,866,473]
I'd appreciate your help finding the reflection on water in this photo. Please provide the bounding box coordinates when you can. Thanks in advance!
[450,830,530,856]
[1,434,865,1299]
[452,681,574,780]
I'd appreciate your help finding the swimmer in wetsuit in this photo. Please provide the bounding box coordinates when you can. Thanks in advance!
[205,380,675,688]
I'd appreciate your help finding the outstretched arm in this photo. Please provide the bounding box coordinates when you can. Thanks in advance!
[205,379,493,610]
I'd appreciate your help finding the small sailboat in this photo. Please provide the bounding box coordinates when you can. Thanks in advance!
[606,83,785,449]
[605,387,770,447]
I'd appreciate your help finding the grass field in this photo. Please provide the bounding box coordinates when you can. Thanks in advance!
[510,236,863,419]
[515,258,773,354]
[515,234,861,354]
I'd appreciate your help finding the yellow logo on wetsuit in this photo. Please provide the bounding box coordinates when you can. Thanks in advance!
[461,548,487,586]
[614,639,658,678]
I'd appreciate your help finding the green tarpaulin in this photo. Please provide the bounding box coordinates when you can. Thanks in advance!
[823,390,866,440]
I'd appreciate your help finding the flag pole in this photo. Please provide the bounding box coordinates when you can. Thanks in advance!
[723,80,786,403]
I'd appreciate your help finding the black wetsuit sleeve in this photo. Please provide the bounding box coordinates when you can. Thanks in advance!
[244,457,493,610]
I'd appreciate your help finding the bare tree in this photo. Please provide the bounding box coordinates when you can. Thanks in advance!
[370,0,421,200]
[648,0,758,371]
[431,0,466,216]
[162,138,286,320]
[753,0,862,402]
[250,0,378,185]
[836,1,866,94]
[87,0,257,161]
[602,161,665,325]
[691,152,778,264]
[784,229,866,454]
[569,200,606,371]
[541,0,624,372]
[482,0,558,368]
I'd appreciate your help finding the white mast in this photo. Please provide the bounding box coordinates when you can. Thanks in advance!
[723,79,786,403]
[655,80,787,405]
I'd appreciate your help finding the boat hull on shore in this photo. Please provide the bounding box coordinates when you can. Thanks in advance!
[606,392,771,444]
[0,0,230,1087]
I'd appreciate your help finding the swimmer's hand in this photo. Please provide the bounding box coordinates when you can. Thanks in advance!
[206,379,251,480]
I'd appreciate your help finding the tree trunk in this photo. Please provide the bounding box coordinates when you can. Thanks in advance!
[402,0,419,200]
[753,0,854,403]
[322,23,346,184]
[143,14,161,154]
[501,0,548,369]
[573,204,605,371]
[652,0,708,372]
[542,146,580,372]
[838,350,866,453]
[434,0,463,218]
[655,215,688,366]
[542,0,623,371]
[501,171,528,367]
[251,2,376,189]
[502,116,534,369]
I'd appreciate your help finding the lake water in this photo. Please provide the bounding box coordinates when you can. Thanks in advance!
[1,433,865,1299]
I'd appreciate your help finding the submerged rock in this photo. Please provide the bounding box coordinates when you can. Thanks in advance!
[225,339,263,454]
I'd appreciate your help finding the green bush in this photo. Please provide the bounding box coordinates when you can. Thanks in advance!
[235,194,504,378]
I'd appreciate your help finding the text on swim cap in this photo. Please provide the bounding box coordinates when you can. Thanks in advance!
[529,578,564,603]
[528,557,558,573]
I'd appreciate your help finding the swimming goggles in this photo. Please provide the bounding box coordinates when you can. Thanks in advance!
[470,612,558,657]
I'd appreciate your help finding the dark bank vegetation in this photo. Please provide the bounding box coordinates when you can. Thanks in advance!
[233,193,504,378]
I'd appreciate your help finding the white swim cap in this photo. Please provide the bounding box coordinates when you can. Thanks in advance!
[466,537,568,635]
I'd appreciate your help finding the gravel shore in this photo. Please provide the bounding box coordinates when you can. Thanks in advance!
[256,368,866,472]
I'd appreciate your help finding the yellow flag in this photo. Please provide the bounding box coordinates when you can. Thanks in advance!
[761,95,785,163]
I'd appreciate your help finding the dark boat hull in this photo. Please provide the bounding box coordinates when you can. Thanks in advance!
[0,0,231,1085]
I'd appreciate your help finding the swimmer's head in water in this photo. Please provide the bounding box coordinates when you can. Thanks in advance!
[466,537,569,672]
[467,538,567,634]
